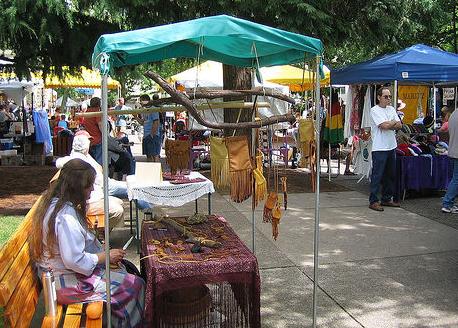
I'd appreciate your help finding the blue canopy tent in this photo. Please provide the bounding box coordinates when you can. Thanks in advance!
[91,14,324,327]
[331,44,458,85]
[331,44,458,132]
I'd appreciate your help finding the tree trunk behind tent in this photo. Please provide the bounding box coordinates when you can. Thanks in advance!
[222,65,252,138]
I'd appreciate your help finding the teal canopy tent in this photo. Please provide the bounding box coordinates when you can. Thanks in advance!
[92,14,323,70]
[91,14,324,328]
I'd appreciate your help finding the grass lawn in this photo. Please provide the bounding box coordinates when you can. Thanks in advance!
[0,215,24,247]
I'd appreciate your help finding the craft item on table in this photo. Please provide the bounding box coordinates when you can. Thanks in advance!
[186,213,208,225]
[157,216,222,248]
[210,136,230,189]
[163,172,187,180]
[169,177,207,184]
[165,139,191,174]
[281,176,288,210]
[225,135,253,203]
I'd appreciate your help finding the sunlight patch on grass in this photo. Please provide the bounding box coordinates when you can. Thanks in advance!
[0,215,24,247]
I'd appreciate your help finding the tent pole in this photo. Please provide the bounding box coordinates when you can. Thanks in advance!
[312,55,321,328]
[328,85,332,181]
[433,83,436,133]
[251,70,256,254]
[455,86,457,112]
[101,74,112,326]
[393,81,398,113]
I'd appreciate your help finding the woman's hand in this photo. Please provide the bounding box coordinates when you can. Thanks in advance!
[109,249,126,265]
[97,248,126,265]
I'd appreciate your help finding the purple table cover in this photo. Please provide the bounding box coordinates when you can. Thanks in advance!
[141,216,261,327]
[395,155,452,200]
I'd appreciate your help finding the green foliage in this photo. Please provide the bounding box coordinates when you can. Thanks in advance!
[1,0,458,92]
[0,215,23,247]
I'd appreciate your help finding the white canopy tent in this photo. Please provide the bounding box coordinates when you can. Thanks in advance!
[170,61,291,130]
[56,96,79,107]
[0,80,39,104]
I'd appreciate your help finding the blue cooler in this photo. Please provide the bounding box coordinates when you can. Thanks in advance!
[0,138,14,150]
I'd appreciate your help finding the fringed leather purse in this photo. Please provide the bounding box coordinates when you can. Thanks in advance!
[253,150,266,207]
[263,191,277,222]
[165,139,191,174]
[298,118,315,168]
[210,136,230,189]
[225,136,252,203]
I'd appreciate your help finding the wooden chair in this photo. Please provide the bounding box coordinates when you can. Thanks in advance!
[0,197,103,327]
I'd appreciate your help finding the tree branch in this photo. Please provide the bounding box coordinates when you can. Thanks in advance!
[144,70,296,129]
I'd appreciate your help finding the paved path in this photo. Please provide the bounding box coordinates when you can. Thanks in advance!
[112,138,458,327]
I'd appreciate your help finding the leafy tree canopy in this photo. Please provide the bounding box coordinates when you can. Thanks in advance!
[1,0,457,95]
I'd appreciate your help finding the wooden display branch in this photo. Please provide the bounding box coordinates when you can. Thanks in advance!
[142,88,296,107]
[75,101,271,118]
[144,70,296,130]
[160,217,222,248]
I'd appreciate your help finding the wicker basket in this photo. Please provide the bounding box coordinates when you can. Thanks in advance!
[160,285,211,326]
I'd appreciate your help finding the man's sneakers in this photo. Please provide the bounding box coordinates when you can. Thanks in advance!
[441,205,458,213]
[369,200,401,212]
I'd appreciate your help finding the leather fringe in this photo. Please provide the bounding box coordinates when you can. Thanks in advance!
[211,157,230,190]
[230,168,252,203]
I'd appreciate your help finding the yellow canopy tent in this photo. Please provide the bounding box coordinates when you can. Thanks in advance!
[0,67,120,89]
[260,64,330,92]
[44,66,120,89]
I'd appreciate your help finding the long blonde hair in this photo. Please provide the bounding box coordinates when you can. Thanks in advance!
[31,158,96,261]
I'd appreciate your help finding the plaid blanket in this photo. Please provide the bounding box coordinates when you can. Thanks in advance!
[55,265,145,328]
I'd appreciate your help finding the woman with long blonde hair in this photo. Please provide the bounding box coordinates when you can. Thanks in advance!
[31,158,144,327]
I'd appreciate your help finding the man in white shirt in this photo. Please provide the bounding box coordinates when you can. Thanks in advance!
[369,87,402,211]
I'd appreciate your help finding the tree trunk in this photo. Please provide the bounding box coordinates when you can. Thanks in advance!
[223,65,253,137]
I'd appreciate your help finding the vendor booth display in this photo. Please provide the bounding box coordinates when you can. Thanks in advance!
[331,44,458,198]
[89,14,324,327]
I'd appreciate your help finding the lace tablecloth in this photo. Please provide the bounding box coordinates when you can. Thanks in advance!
[141,216,261,327]
[126,171,215,207]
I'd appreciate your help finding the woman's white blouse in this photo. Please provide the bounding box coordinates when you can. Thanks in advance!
[38,200,101,276]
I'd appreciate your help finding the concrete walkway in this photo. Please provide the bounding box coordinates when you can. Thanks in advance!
[113,137,458,327]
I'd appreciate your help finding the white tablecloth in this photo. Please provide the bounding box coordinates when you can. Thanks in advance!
[126,171,215,207]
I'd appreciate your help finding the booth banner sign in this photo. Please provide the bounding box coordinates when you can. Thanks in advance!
[443,88,455,105]
[398,86,429,124]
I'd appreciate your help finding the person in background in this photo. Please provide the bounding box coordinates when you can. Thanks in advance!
[57,114,68,129]
[83,97,103,164]
[368,87,402,211]
[31,159,145,327]
[396,99,406,122]
[439,106,453,133]
[140,94,162,162]
[0,104,14,122]
[442,108,458,213]
[114,97,129,135]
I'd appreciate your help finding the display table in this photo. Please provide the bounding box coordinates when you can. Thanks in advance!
[127,171,215,252]
[395,155,452,200]
[127,171,214,208]
[141,216,261,327]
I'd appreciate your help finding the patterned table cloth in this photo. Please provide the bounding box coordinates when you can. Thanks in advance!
[126,171,215,207]
[141,216,261,327]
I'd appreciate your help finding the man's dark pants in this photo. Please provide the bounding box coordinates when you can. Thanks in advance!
[369,149,396,205]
